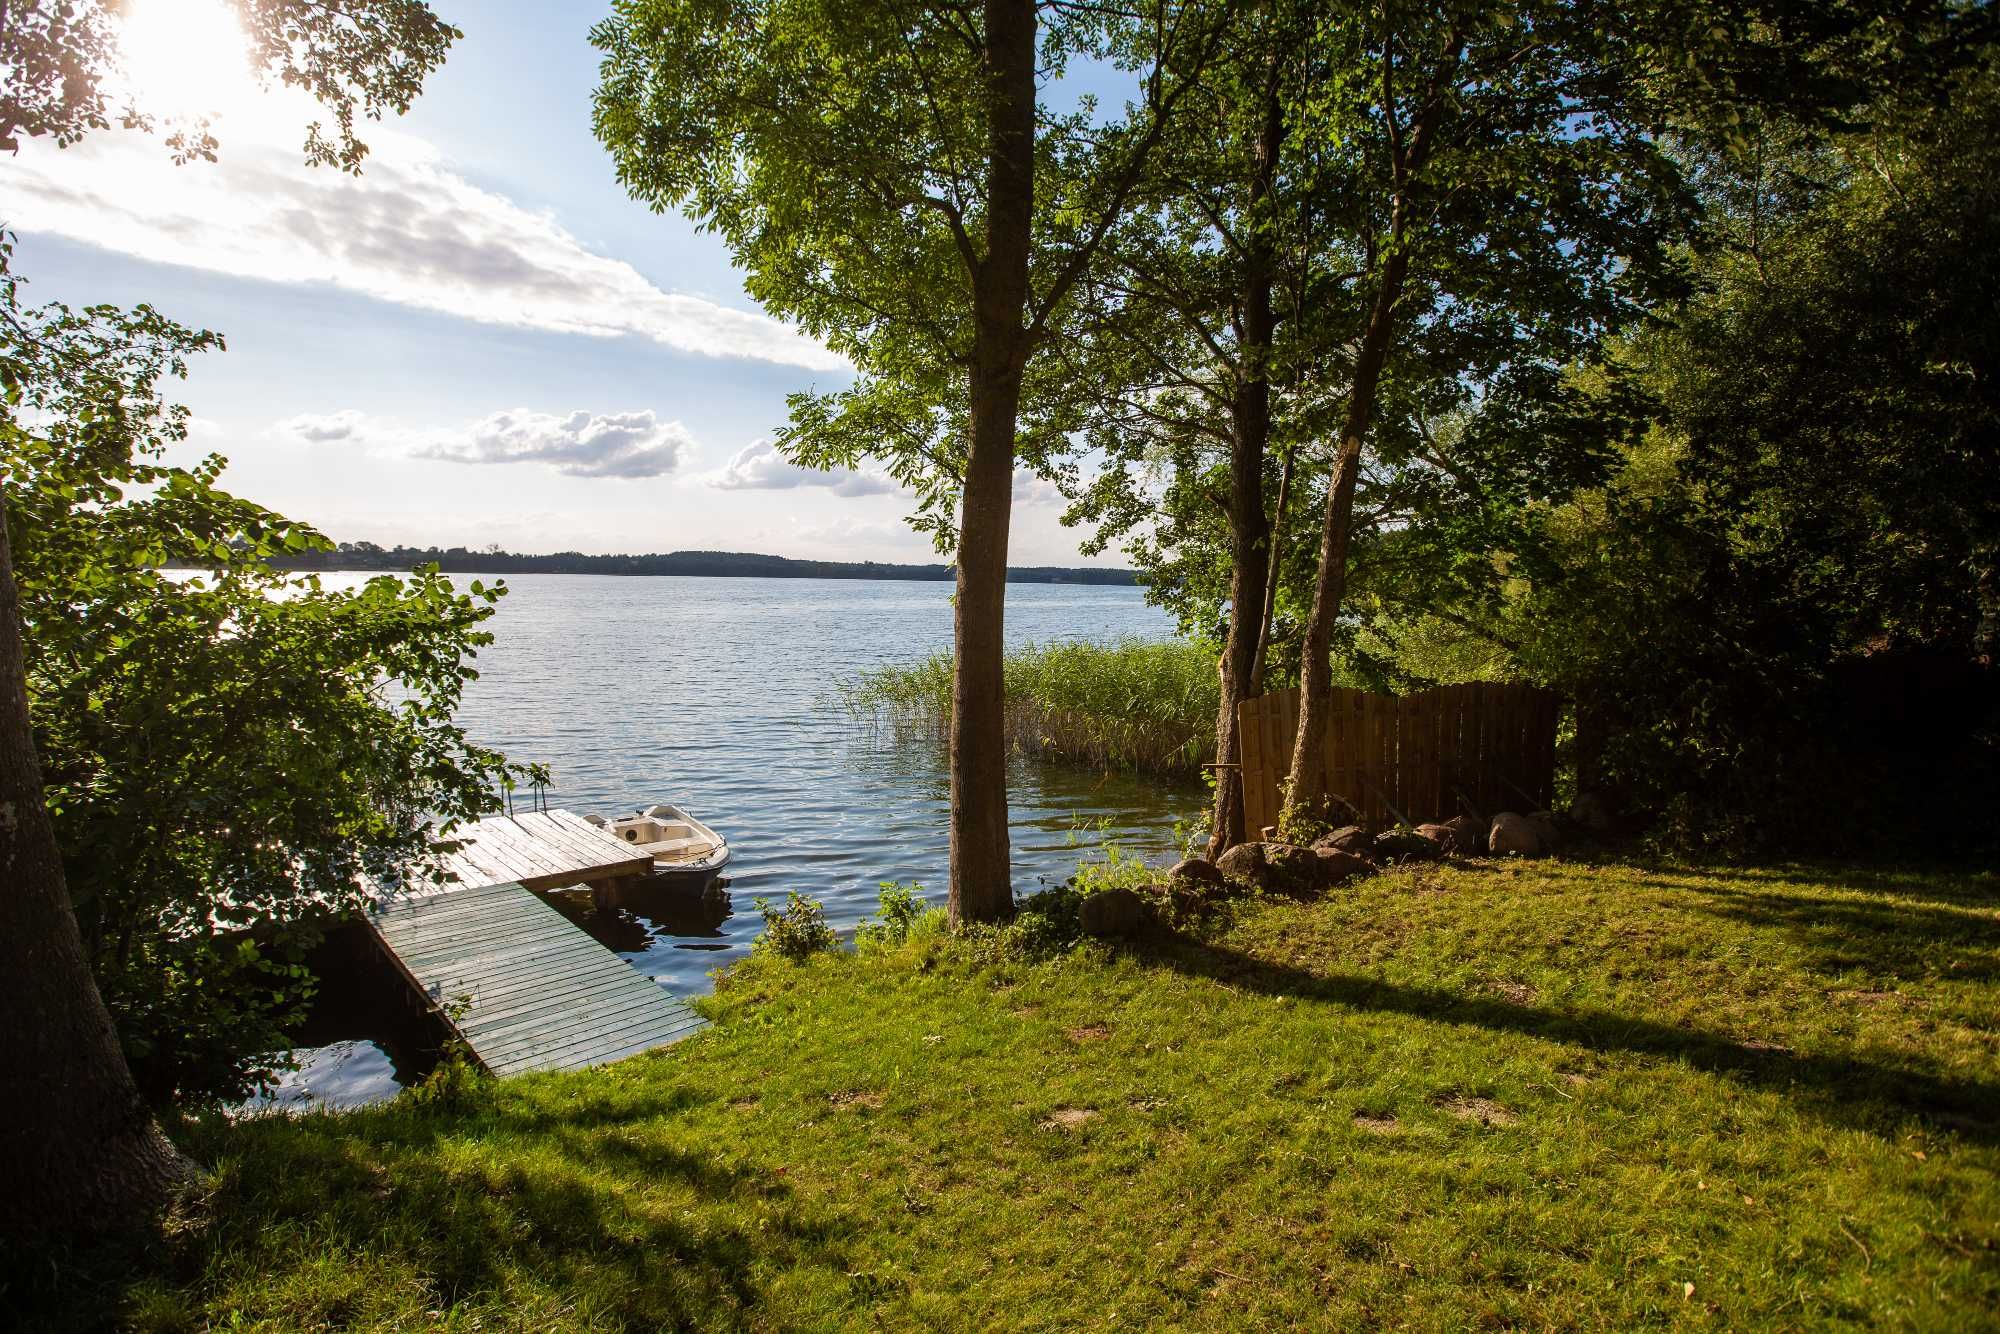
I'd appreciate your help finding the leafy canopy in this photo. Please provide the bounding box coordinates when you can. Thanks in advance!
[593,0,1224,544]
[0,229,531,1103]
[0,0,459,169]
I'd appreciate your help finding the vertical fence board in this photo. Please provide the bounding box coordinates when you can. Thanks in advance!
[1238,695,1263,837]
[1229,683,1558,838]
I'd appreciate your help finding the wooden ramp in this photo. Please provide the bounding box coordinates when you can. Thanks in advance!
[367,880,706,1076]
[420,809,655,895]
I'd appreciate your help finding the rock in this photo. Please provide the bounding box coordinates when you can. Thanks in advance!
[1214,840,1269,885]
[1373,828,1443,862]
[1166,857,1225,888]
[1312,825,1375,858]
[1488,811,1543,857]
[1526,810,1560,851]
[1313,847,1374,886]
[1569,792,1612,832]
[1413,823,1459,857]
[1440,814,1485,856]
[1261,843,1325,894]
[1079,888,1150,938]
[1214,841,1324,895]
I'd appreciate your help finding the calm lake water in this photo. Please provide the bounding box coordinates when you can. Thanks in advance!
[262,574,1199,1110]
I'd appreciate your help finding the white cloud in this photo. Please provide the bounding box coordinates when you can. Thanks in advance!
[273,407,697,479]
[1013,471,1067,507]
[8,128,843,371]
[705,439,898,497]
[278,409,366,443]
[416,408,696,479]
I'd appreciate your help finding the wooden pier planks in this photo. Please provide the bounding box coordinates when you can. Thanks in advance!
[419,809,656,895]
[367,880,706,1076]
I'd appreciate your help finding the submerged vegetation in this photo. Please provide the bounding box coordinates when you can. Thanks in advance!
[846,638,1219,776]
[18,859,1997,1329]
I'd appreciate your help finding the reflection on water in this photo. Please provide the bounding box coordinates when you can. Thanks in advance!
[274,575,1199,1107]
[239,1039,402,1114]
[546,876,734,959]
[251,923,447,1113]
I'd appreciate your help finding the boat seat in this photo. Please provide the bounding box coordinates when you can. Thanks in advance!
[636,836,707,857]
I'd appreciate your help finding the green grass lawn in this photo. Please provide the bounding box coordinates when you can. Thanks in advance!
[23,859,2000,1330]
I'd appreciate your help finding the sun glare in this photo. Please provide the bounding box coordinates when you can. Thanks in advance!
[117,0,260,125]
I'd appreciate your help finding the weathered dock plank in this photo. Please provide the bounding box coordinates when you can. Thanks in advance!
[410,809,655,895]
[367,880,706,1076]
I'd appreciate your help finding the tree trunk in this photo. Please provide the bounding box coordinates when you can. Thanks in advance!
[949,0,1037,925]
[1205,67,1285,860]
[0,494,188,1238]
[1250,438,1296,692]
[1207,378,1271,856]
[1282,250,1407,821]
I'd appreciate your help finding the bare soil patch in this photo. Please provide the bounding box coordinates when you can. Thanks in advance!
[1439,1095,1518,1127]
[1038,1107,1098,1131]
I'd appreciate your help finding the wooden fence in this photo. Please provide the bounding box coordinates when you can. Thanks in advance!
[1237,683,1561,835]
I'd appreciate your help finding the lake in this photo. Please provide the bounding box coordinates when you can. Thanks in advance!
[262,574,1200,1109]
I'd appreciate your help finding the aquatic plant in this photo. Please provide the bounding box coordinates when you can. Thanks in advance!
[845,638,1218,776]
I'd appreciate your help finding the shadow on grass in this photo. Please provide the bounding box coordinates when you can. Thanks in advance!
[1664,879,2000,984]
[1126,933,2000,1146]
[1620,859,2000,909]
[10,1089,859,1332]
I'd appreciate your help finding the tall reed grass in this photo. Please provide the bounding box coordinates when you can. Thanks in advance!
[844,638,1219,775]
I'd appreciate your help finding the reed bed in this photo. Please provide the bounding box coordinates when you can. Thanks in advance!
[845,638,1219,776]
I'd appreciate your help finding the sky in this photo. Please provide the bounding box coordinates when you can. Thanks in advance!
[2,0,1118,565]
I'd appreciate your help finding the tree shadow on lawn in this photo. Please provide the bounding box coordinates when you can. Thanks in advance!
[1125,934,2000,1146]
[12,1089,861,1332]
[1624,875,2000,985]
[1621,859,2000,909]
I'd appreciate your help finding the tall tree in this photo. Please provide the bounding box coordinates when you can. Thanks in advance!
[0,0,458,1237]
[595,0,1223,921]
[1047,2,1325,853]
[1276,0,1997,827]
[1275,1,1696,824]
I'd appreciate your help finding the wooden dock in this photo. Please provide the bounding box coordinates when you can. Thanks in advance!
[367,880,707,1076]
[418,809,655,895]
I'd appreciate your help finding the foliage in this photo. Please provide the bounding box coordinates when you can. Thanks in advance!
[855,882,943,951]
[1392,69,2000,855]
[593,0,1222,545]
[847,638,1219,775]
[752,892,839,963]
[0,234,526,1105]
[0,0,459,169]
[13,858,1998,1328]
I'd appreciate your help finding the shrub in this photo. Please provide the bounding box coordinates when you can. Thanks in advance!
[857,882,942,950]
[752,892,838,963]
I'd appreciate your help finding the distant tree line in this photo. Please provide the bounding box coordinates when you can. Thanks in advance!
[229,542,1139,585]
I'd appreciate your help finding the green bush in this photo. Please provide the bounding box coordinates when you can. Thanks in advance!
[752,892,838,963]
[857,882,942,950]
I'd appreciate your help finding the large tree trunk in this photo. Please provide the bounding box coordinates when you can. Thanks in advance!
[1207,378,1271,856]
[1282,250,1406,822]
[1205,82,1284,858]
[0,496,188,1238]
[949,0,1037,925]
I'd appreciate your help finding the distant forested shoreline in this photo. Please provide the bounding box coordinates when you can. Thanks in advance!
[186,543,1140,585]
